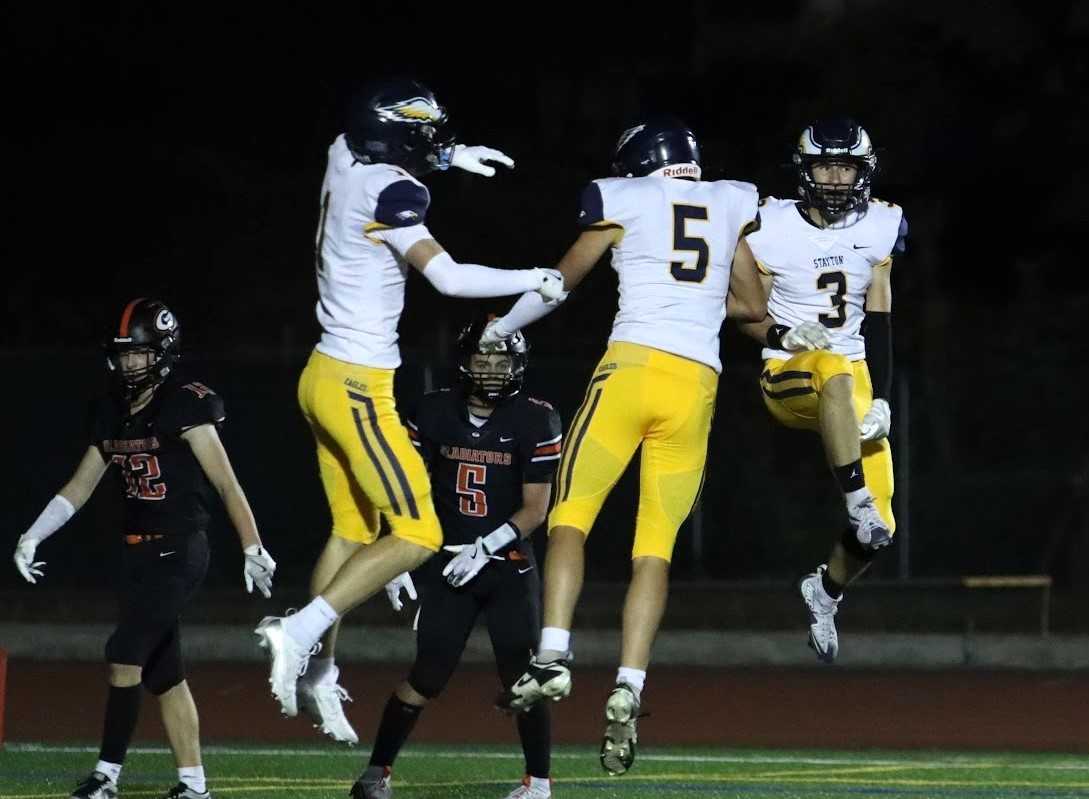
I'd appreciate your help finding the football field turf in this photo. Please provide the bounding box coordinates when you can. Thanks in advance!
[4,743,1089,799]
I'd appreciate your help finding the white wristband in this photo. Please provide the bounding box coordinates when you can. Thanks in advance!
[482,522,519,554]
[25,495,76,544]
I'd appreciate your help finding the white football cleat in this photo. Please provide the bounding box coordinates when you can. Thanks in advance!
[799,565,841,663]
[501,775,552,798]
[254,615,318,717]
[298,667,359,744]
[849,498,892,550]
[600,682,640,776]
[496,655,571,713]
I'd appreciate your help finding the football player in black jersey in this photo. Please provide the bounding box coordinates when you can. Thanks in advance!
[351,318,561,799]
[12,299,276,799]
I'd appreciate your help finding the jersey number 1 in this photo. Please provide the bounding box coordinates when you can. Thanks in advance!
[456,463,488,517]
[670,204,709,283]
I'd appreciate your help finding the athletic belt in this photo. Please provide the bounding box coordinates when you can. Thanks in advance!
[124,534,166,545]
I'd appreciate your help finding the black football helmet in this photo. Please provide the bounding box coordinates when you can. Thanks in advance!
[793,118,877,218]
[611,115,701,179]
[456,317,528,404]
[344,78,456,177]
[104,298,181,398]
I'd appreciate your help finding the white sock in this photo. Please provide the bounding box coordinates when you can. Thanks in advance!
[616,667,646,699]
[283,596,339,651]
[845,486,872,512]
[178,765,206,793]
[94,760,122,785]
[528,775,551,794]
[538,627,570,660]
[304,656,336,684]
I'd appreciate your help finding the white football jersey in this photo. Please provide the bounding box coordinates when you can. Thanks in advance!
[580,176,759,373]
[747,197,905,362]
[312,134,434,368]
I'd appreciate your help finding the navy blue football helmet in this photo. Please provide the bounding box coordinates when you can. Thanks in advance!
[793,118,877,217]
[457,316,528,403]
[345,78,456,177]
[611,115,701,179]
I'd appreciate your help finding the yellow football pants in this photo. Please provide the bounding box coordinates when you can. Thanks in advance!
[549,341,718,561]
[297,349,442,551]
[760,351,895,531]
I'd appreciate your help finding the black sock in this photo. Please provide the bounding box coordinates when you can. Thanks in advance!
[821,569,845,600]
[832,459,865,494]
[516,702,551,778]
[368,695,424,768]
[98,684,142,765]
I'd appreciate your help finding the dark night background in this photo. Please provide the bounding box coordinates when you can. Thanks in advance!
[2,2,1087,625]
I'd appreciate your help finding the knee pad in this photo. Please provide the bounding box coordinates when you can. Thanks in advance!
[407,651,459,699]
[142,635,185,696]
[840,526,879,563]
[811,352,854,390]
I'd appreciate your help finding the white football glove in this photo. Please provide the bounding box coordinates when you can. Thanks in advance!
[450,144,515,178]
[384,571,418,612]
[243,544,277,598]
[442,538,503,588]
[859,398,892,442]
[478,318,511,351]
[13,534,46,584]
[781,321,832,352]
[535,268,567,302]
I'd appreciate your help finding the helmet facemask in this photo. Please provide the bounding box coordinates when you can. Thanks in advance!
[459,351,526,405]
[796,155,874,220]
[105,345,172,399]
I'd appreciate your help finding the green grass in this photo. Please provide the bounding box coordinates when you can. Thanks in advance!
[3,743,1089,799]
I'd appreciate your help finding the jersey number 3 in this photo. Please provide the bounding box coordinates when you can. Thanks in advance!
[817,271,847,328]
[670,204,709,283]
[456,463,488,517]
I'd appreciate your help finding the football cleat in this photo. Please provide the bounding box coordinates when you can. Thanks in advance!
[800,565,841,663]
[501,775,552,798]
[849,498,892,551]
[350,765,392,799]
[254,615,319,717]
[496,655,572,713]
[600,683,640,776]
[159,783,211,799]
[70,772,117,799]
[298,667,359,744]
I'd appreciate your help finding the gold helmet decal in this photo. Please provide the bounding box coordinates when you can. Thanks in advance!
[374,97,445,124]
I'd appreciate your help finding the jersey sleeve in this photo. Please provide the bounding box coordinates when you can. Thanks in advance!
[160,382,226,435]
[892,214,908,256]
[577,180,627,232]
[406,393,441,466]
[521,401,563,483]
[374,179,430,228]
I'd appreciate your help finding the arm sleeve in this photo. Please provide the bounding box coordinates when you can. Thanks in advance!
[522,405,563,482]
[863,312,893,401]
[420,251,542,298]
[493,290,564,337]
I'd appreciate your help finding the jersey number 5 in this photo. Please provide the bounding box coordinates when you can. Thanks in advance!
[817,271,847,328]
[456,463,488,517]
[111,453,167,501]
[670,204,709,283]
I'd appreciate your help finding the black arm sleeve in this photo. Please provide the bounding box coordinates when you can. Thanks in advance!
[863,312,892,400]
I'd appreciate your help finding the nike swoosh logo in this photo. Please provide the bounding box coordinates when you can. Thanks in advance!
[500,436,514,442]
[517,566,533,575]
[852,244,869,249]
[159,551,176,558]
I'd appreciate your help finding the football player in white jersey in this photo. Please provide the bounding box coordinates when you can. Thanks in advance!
[487,117,767,775]
[742,118,907,663]
[252,79,566,753]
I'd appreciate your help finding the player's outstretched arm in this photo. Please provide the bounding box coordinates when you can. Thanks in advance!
[403,238,564,300]
[13,446,108,584]
[183,424,276,597]
[482,227,618,346]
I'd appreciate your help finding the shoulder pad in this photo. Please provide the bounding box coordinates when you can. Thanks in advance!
[159,380,226,434]
[374,178,430,228]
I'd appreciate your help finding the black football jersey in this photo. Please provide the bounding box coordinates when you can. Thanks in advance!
[88,377,226,537]
[408,389,562,549]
